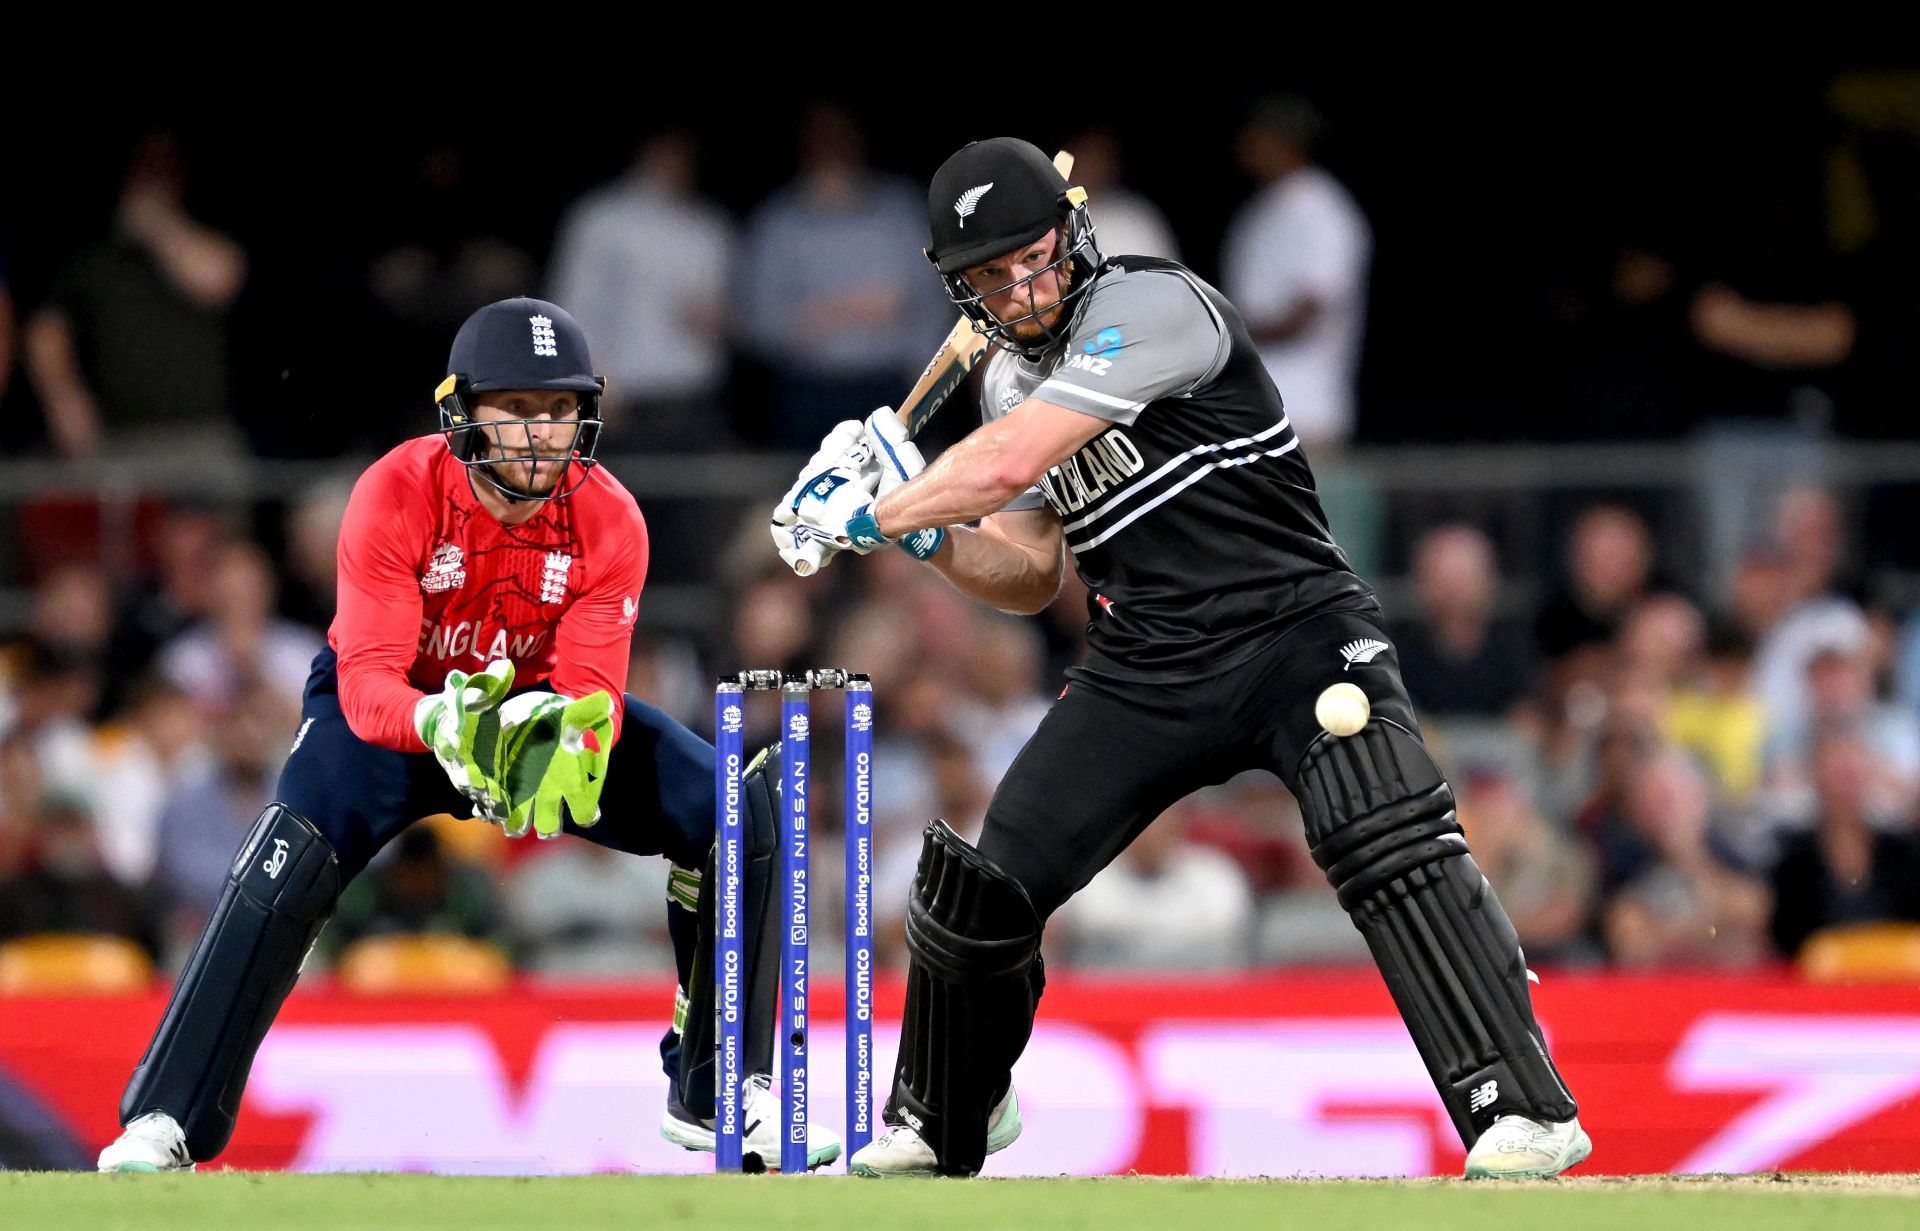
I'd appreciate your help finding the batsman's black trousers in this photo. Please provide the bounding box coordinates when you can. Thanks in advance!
[978,609,1418,919]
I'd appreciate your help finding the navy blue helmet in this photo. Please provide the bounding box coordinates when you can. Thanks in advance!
[434,297,606,502]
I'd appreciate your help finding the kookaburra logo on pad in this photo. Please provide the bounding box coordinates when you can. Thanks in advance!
[1340,639,1389,669]
[954,183,994,227]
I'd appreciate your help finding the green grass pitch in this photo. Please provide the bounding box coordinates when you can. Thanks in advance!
[5,1173,1917,1231]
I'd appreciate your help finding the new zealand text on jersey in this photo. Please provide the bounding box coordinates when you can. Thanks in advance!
[418,618,547,663]
[1037,427,1145,515]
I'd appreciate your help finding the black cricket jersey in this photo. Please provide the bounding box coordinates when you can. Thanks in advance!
[976,256,1379,682]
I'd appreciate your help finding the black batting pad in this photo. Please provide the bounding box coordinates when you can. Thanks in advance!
[887,820,1045,1175]
[1294,720,1578,1145]
[119,803,340,1161]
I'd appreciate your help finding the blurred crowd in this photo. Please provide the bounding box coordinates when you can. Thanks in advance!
[5,86,1920,984]
[5,480,1920,981]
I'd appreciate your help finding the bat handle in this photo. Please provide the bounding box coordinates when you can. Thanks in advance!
[781,538,831,577]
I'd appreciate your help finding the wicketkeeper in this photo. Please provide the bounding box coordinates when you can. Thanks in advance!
[99,298,837,1173]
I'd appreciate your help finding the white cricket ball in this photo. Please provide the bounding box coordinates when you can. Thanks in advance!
[1315,682,1371,737]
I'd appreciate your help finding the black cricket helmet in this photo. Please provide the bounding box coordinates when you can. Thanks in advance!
[925,137,1099,359]
[434,297,606,502]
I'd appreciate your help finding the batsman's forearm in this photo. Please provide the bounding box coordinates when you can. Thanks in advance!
[925,526,1061,616]
[873,430,1033,535]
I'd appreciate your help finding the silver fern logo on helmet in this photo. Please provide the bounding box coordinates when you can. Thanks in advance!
[954,182,994,227]
[1340,639,1389,670]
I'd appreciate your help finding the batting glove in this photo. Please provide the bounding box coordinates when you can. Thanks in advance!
[772,419,876,575]
[790,456,885,555]
[862,408,946,561]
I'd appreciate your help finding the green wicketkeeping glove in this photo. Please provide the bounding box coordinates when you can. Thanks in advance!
[413,659,517,820]
[493,689,615,839]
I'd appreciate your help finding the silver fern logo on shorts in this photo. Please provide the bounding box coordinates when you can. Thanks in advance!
[1340,639,1389,670]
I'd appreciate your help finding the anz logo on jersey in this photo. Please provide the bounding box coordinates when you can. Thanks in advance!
[1039,428,1146,514]
[1062,327,1124,377]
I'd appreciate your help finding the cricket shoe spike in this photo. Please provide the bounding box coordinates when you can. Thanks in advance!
[849,1086,1022,1177]
[98,1111,195,1173]
[660,1073,842,1171]
[1463,1113,1592,1179]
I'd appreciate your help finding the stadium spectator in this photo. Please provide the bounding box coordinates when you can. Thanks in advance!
[1685,180,1855,424]
[91,674,208,889]
[1599,751,1770,968]
[1762,615,1920,820]
[1568,702,1663,891]
[157,541,323,717]
[147,684,283,964]
[548,129,736,451]
[1619,594,1706,692]
[738,102,948,448]
[104,502,232,695]
[1840,131,1920,435]
[504,843,675,976]
[1456,768,1598,965]
[23,130,246,461]
[1534,505,1659,670]
[1664,618,1768,807]
[0,638,101,813]
[321,825,508,961]
[28,563,114,686]
[1392,524,1535,720]
[1054,802,1255,971]
[279,479,353,634]
[1222,95,1371,449]
[1063,127,1180,262]
[1751,490,1872,730]
[1768,722,1920,958]
[0,784,160,961]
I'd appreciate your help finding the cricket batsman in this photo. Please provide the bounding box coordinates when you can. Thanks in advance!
[774,139,1591,1179]
[100,298,837,1172]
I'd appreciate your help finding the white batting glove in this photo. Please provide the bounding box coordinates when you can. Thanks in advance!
[863,408,927,497]
[860,408,946,561]
[791,458,884,554]
[771,419,876,575]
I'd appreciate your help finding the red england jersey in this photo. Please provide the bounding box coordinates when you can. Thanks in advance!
[329,436,648,753]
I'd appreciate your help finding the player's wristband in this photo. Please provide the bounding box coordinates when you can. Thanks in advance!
[897,526,946,561]
[845,506,892,550]
[847,506,945,561]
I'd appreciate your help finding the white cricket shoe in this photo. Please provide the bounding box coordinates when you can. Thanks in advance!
[659,1073,842,1171]
[848,1086,1022,1178]
[1463,1113,1592,1179]
[98,1111,194,1173]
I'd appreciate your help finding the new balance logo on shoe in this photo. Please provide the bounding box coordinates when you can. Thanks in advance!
[1469,1079,1500,1112]
[1340,639,1389,670]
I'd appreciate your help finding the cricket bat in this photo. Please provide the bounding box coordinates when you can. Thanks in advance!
[784,150,1077,577]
